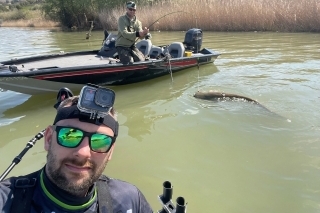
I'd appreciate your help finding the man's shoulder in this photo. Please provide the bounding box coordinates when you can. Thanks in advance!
[99,176,153,212]
[99,176,144,201]
[118,14,128,21]
[101,176,140,193]
[109,178,137,187]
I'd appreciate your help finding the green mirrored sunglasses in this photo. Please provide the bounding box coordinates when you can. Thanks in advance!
[53,126,115,153]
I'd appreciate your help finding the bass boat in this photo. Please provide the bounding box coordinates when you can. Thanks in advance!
[0,28,220,95]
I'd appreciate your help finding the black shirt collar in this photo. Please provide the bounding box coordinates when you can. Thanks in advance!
[42,168,96,206]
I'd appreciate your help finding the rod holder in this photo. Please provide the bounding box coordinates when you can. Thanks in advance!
[157,181,187,213]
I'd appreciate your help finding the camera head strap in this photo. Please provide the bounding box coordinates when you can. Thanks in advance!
[53,104,119,138]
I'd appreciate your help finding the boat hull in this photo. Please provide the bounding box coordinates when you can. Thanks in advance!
[0,78,83,94]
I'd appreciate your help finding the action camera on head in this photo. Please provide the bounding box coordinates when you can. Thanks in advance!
[77,84,115,119]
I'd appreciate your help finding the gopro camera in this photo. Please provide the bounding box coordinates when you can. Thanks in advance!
[77,84,115,119]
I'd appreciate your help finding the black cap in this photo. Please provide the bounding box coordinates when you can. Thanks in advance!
[126,1,136,9]
[53,105,119,138]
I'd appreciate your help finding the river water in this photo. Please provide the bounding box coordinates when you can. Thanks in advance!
[0,27,319,213]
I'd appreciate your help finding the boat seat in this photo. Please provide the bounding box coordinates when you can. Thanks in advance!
[136,39,152,56]
[149,46,164,59]
[167,42,185,58]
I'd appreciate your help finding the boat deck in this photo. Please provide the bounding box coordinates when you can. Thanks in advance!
[12,54,120,72]
[7,52,207,72]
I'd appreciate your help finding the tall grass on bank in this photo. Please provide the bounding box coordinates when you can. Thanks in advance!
[99,0,320,32]
[0,9,59,28]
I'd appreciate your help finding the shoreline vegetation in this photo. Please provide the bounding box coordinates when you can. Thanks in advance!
[0,0,320,32]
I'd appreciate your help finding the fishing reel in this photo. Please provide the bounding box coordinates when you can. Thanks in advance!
[145,33,152,40]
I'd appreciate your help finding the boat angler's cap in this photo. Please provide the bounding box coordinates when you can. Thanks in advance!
[53,105,119,138]
[126,1,136,9]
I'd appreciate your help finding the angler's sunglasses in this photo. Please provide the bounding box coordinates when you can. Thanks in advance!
[53,126,115,153]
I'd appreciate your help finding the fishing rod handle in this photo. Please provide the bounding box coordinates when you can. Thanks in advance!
[0,129,46,181]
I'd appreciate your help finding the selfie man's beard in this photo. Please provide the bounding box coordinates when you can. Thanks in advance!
[46,145,107,196]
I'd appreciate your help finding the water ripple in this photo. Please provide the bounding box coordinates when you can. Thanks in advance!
[0,27,60,61]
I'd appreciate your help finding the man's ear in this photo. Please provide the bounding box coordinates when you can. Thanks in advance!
[44,126,53,151]
[107,144,116,160]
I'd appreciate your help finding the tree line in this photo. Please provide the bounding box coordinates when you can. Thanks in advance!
[41,0,160,29]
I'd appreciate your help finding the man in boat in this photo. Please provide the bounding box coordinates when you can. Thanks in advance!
[115,1,149,64]
[0,85,153,213]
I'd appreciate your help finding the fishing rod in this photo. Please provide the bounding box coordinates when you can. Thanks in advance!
[0,129,46,181]
[135,10,197,43]
[147,10,195,30]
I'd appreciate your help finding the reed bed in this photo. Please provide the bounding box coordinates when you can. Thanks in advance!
[1,0,319,32]
[99,0,320,32]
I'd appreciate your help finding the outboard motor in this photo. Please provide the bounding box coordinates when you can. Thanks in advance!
[183,28,202,53]
[97,31,118,57]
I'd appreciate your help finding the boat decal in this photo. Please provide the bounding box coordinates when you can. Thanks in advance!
[167,59,198,66]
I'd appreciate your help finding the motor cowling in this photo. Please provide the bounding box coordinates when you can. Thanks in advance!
[183,28,202,53]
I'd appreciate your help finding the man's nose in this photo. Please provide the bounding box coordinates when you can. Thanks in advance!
[73,137,91,157]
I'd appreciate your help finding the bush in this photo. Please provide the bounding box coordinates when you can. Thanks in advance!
[41,0,129,29]
[1,10,27,21]
[20,1,31,6]
[31,4,41,10]
[8,5,15,10]
[15,4,22,10]
[27,22,35,27]
[0,5,9,12]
